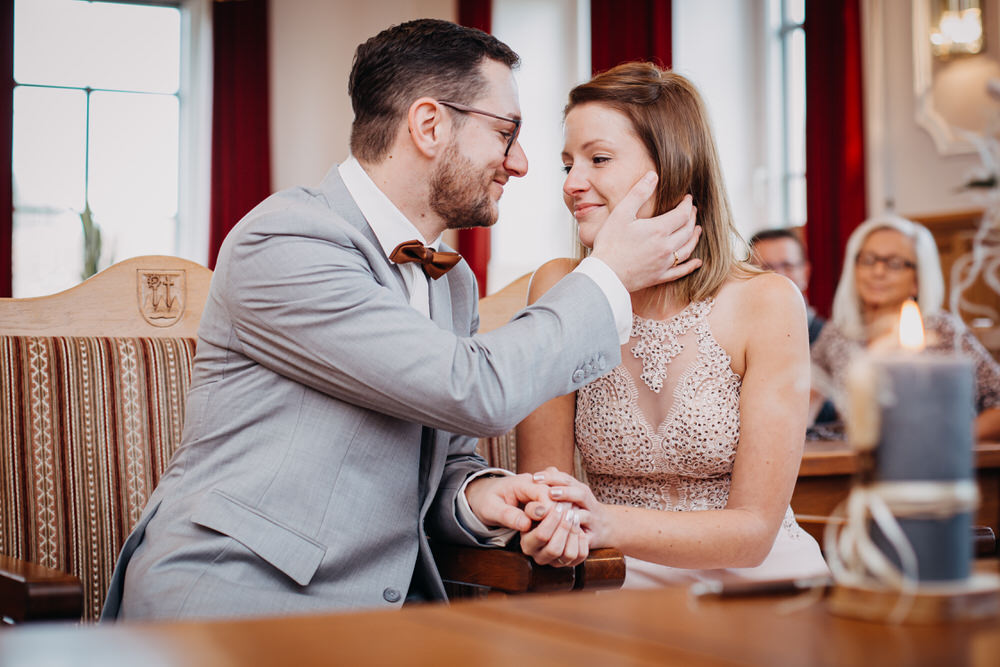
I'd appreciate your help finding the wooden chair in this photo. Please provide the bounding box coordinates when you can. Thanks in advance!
[0,256,210,623]
[0,260,622,623]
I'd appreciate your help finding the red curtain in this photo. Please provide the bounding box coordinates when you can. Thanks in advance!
[2,0,13,297]
[457,0,493,297]
[804,0,867,318]
[208,0,272,269]
[591,0,672,74]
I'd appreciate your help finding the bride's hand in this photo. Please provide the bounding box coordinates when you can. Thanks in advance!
[518,498,590,568]
[527,467,611,547]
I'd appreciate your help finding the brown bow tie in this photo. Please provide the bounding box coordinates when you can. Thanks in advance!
[388,240,462,279]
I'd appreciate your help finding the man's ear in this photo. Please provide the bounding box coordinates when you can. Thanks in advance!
[408,97,449,158]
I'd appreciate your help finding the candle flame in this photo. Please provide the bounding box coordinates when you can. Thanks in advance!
[898,300,925,350]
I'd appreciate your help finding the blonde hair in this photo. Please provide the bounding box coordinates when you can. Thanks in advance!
[831,215,944,340]
[566,62,753,302]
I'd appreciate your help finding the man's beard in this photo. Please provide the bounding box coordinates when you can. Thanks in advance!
[429,142,499,230]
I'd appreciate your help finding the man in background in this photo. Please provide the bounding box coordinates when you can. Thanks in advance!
[750,228,825,344]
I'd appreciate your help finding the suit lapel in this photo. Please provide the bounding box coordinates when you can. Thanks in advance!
[319,165,409,296]
[427,273,454,331]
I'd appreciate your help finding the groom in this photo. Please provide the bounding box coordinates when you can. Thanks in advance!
[102,18,700,620]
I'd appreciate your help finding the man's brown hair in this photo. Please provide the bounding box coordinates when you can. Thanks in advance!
[348,19,519,163]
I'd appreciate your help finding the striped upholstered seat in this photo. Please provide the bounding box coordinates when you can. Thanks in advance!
[0,256,211,623]
[0,335,197,621]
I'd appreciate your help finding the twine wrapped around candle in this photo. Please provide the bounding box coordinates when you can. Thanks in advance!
[825,483,920,622]
[825,481,980,581]
[823,479,979,623]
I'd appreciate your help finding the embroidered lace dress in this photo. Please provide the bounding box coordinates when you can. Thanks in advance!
[576,299,828,586]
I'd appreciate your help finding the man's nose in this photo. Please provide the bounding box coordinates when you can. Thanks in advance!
[504,140,528,177]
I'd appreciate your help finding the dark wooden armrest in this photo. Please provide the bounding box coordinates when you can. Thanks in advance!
[573,547,627,590]
[432,542,625,594]
[974,525,997,558]
[0,554,84,622]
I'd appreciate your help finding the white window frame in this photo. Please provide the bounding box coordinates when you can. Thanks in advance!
[11,0,211,297]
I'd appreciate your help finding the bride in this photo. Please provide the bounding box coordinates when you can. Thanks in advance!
[516,62,828,587]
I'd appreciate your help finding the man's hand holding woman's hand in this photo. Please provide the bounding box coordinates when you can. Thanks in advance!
[518,490,589,568]
[464,472,591,568]
[525,467,610,552]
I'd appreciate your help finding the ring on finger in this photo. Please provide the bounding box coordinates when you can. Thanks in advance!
[671,250,681,267]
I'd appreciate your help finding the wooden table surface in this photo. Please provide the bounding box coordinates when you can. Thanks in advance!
[467,574,1000,666]
[2,573,999,666]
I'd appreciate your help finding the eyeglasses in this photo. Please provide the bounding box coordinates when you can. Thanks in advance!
[855,252,917,272]
[437,100,521,157]
[759,261,804,273]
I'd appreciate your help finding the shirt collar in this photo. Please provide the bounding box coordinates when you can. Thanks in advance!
[338,156,441,258]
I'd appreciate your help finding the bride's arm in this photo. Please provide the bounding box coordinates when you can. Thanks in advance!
[539,273,810,569]
[515,258,583,477]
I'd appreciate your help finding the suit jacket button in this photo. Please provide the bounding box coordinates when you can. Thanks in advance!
[383,588,401,603]
[572,370,585,383]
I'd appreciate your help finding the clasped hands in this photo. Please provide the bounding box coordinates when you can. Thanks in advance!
[465,468,602,568]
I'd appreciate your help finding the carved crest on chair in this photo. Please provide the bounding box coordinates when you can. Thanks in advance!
[137,269,186,327]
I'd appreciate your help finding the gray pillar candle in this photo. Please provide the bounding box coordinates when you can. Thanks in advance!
[871,351,975,582]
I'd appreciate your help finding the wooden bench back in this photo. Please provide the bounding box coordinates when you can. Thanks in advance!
[0,255,211,337]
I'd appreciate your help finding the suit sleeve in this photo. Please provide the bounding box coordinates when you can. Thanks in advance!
[213,215,622,438]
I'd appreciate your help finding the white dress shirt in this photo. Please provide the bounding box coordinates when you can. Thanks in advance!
[339,157,437,317]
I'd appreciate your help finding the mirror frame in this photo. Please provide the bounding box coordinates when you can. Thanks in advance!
[912,0,991,155]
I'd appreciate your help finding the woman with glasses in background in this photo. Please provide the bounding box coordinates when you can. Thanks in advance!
[810,215,1000,439]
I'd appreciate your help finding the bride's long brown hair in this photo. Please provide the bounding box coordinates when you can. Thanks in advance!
[566,62,754,303]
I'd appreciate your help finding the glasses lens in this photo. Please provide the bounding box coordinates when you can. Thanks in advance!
[856,253,914,271]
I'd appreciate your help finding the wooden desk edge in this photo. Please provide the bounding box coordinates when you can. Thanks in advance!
[799,440,1000,477]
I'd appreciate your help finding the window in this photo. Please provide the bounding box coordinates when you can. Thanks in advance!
[490,0,591,293]
[12,0,182,297]
[768,0,806,227]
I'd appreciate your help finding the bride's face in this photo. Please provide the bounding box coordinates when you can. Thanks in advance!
[562,103,657,248]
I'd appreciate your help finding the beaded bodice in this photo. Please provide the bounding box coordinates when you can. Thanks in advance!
[575,299,742,511]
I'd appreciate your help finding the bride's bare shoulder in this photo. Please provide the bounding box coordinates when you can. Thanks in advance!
[714,271,806,331]
[528,258,581,303]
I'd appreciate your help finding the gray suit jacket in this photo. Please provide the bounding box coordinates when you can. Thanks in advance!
[101,167,620,620]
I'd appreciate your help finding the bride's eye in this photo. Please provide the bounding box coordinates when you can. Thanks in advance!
[592,156,611,165]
